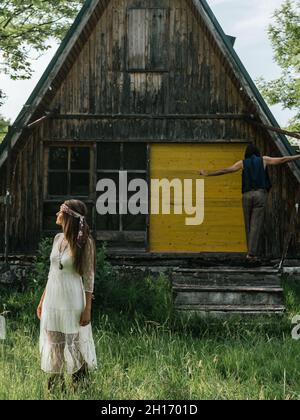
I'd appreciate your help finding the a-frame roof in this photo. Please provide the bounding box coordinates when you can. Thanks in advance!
[1,0,299,180]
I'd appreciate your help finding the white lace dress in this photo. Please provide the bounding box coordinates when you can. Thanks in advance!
[39,233,97,374]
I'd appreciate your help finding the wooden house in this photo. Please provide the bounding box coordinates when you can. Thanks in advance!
[1,0,300,266]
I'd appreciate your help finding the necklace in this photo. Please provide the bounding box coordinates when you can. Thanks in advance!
[58,237,68,270]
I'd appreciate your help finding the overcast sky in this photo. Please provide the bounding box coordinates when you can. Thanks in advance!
[0,0,295,126]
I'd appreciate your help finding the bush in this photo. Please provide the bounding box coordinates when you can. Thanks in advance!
[94,244,173,325]
[28,237,53,290]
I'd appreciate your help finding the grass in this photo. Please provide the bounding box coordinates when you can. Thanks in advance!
[1,305,300,400]
[1,242,300,400]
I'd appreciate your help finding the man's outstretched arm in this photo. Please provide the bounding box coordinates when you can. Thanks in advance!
[263,155,300,166]
[199,160,243,177]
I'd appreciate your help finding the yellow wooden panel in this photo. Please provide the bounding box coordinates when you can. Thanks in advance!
[150,144,247,252]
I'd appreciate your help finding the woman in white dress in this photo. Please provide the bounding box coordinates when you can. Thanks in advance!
[37,199,97,391]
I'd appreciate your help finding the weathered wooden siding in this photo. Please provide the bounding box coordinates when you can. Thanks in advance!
[0,129,42,254]
[50,0,251,116]
[1,0,299,257]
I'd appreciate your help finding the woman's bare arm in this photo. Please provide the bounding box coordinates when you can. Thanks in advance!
[80,238,95,327]
[37,289,46,320]
[80,292,93,327]
[199,160,243,177]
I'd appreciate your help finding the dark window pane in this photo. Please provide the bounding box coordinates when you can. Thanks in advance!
[43,203,61,231]
[71,148,90,170]
[70,173,90,196]
[49,173,68,196]
[123,214,146,231]
[97,173,119,199]
[97,143,120,170]
[124,143,147,170]
[127,173,147,200]
[49,148,68,170]
[127,172,147,183]
[97,214,120,231]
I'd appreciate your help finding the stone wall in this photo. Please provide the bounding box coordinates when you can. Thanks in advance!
[0,258,35,290]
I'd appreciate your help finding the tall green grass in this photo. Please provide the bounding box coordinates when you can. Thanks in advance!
[1,241,300,400]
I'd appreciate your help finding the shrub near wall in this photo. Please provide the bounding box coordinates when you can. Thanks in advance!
[94,245,174,325]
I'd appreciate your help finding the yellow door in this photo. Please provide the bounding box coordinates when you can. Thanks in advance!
[150,143,247,252]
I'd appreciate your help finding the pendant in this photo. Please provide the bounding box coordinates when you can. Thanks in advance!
[59,262,63,270]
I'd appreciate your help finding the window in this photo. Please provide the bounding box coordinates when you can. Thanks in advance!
[43,145,93,232]
[127,8,169,71]
[97,143,148,232]
[47,146,91,198]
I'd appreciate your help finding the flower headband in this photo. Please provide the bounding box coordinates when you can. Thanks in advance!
[60,203,87,248]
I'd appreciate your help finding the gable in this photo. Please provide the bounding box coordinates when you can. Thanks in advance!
[0,0,299,181]
[49,0,254,117]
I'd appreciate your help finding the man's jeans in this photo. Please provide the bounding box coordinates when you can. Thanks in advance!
[242,189,268,256]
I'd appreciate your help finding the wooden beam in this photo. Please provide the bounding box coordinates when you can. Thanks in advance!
[96,231,146,242]
[247,118,300,141]
[51,113,248,120]
[26,113,53,129]
[43,138,250,144]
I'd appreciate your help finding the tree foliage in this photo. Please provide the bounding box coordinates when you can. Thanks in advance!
[0,89,6,107]
[0,115,10,143]
[0,0,84,80]
[257,0,300,132]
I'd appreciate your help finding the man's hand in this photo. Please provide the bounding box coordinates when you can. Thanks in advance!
[80,308,91,327]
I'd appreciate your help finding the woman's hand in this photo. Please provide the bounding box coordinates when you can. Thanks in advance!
[199,169,208,176]
[80,308,91,327]
[37,304,42,320]
[37,290,46,320]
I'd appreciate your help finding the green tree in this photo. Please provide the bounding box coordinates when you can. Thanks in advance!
[0,90,6,107]
[257,0,300,133]
[0,116,10,143]
[0,0,84,103]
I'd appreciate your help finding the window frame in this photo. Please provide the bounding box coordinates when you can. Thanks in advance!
[96,142,148,235]
[44,144,95,201]
[43,141,149,249]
